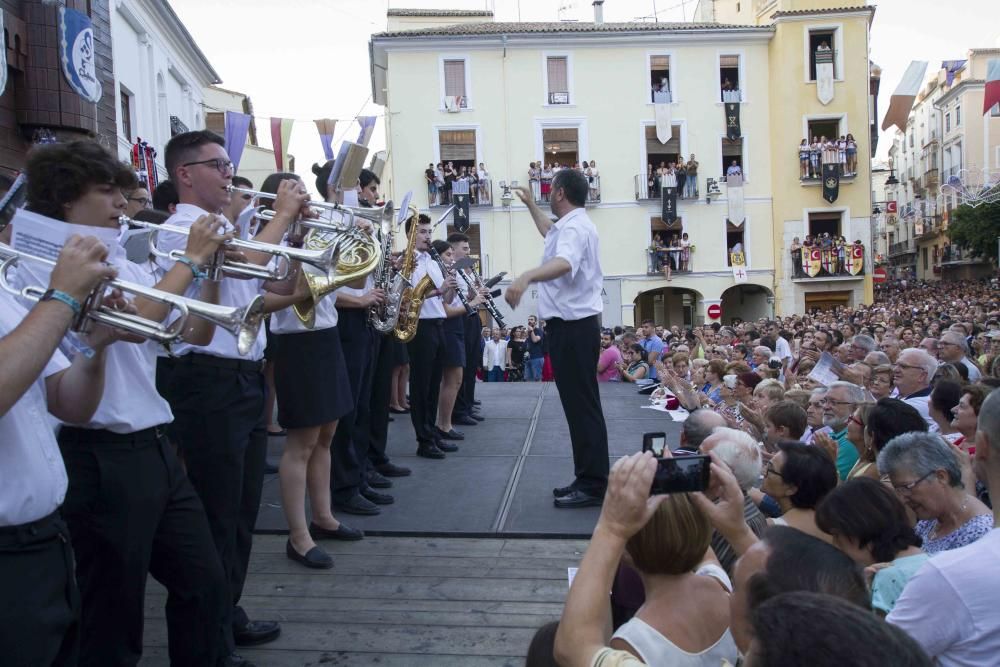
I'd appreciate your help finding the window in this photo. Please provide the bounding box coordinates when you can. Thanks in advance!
[808,211,842,238]
[945,113,951,133]
[644,124,681,174]
[649,55,672,103]
[443,58,468,108]
[991,103,1000,117]
[726,222,744,266]
[546,56,570,105]
[955,104,961,126]
[720,54,741,102]
[921,247,929,271]
[542,127,579,167]
[908,132,913,148]
[808,29,837,81]
[721,137,744,178]
[438,129,477,173]
[807,118,840,144]
[120,89,133,142]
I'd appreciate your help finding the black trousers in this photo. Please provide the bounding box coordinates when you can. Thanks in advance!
[546,315,609,495]
[455,314,481,419]
[407,318,446,446]
[58,427,227,666]
[331,308,375,503]
[367,332,394,466]
[159,354,267,653]
[0,512,79,667]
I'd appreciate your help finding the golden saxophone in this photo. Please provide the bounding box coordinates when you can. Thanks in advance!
[392,210,436,343]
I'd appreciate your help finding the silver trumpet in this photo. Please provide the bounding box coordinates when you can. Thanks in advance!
[0,243,265,354]
[254,199,395,231]
[121,215,337,282]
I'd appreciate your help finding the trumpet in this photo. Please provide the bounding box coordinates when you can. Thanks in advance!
[255,200,395,232]
[0,243,266,354]
[122,215,337,283]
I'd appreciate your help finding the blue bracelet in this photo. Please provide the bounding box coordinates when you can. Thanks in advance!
[41,289,82,316]
[176,256,208,282]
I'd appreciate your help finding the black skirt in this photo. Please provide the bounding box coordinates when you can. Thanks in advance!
[389,337,409,366]
[442,317,465,367]
[272,327,353,429]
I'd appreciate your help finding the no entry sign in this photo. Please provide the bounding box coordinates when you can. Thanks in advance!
[707,303,722,320]
[873,267,887,284]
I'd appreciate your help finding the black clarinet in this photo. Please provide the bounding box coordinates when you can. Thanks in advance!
[428,247,475,316]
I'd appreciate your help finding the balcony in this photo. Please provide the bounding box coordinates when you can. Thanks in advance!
[428,179,493,208]
[645,247,693,277]
[722,89,743,103]
[533,172,601,205]
[889,239,917,257]
[940,245,985,265]
[791,244,866,281]
[634,174,699,201]
[922,168,939,191]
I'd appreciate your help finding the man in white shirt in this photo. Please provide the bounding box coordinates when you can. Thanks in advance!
[888,388,1000,666]
[483,328,508,382]
[0,237,115,667]
[893,348,939,432]
[507,170,609,508]
[938,331,982,382]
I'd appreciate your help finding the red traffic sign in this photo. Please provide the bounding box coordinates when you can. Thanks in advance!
[873,267,888,284]
[707,304,722,320]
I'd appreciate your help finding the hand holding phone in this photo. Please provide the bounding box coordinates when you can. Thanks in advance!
[650,456,711,495]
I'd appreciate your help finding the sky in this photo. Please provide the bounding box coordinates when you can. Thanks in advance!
[168,0,1000,189]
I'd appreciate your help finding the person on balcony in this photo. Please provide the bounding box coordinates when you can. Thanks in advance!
[646,164,656,199]
[799,140,811,179]
[676,159,687,199]
[541,164,553,202]
[809,137,822,178]
[529,162,541,201]
[680,232,692,273]
[588,160,600,202]
[838,136,848,176]
[685,155,699,199]
[791,237,805,278]
[425,163,438,206]
[846,134,858,176]
[726,160,742,178]
[477,163,490,205]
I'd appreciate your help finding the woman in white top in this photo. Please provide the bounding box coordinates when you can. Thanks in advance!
[477,162,490,204]
[610,492,739,666]
[588,159,601,201]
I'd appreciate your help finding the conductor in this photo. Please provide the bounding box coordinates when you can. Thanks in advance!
[505,170,609,508]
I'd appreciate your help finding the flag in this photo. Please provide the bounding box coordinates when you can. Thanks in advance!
[822,163,840,204]
[58,7,102,103]
[661,186,677,224]
[881,61,929,131]
[270,117,294,171]
[724,102,741,141]
[942,60,966,87]
[654,104,671,144]
[726,176,744,226]
[314,119,337,160]
[224,111,252,171]
[983,58,1000,115]
[356,116,377,147]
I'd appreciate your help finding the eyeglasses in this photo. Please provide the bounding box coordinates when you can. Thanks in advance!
[893,362,925,372]
[821,398,856,407]
[892,470,935,495]
[868,376,891,385]
[127,196,151,207]
[765,463,785,480]
[182,158,234,175]
[938,341,960,348]
[847,415,865,428]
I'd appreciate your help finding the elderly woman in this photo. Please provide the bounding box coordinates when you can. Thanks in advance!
[929,380,963,443]
[877,432,993,555]
[761,441,838,542]
[815,478,928,615]
[868,364,894,400]
[753,379,785,413]
[951,384,991,451]
[610,493,739,665]
[671,352,691,381]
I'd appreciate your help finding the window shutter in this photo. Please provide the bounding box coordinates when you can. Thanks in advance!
[206,112,225,136]
[444,60,467,97]
[720,55,740,68]
[650,55,670,70]
[547,57,568,93]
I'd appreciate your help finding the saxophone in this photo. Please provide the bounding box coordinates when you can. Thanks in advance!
[368,206,411,332]
[392,210,435,343]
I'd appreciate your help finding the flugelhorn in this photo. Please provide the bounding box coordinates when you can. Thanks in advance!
[123,215,337,282]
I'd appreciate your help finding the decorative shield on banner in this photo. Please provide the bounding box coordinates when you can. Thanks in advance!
[730,251,748,283]
[848,244,865,275]
[815,47,834,105]
[805,248,822,277]
[724,103,741,141]
[58,8,102,104]
[661,186,677,224]
[822,163,840,203]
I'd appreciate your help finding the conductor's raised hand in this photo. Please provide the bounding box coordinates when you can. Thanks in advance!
[513,185,533,206]
[504,274,530,308]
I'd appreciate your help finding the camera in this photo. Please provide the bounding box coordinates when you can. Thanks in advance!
[650,456,711,495]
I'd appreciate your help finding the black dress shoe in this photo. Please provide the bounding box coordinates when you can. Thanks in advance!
[361,487,395,505]
[334,494,382,516]
[435,438,459,452]
[376,462,412,477]
[310,522,364,541]
[417,444,446,459]
[473,399,482,406]
[219,651,257,667]
[469,414,485,422]
[285,540,333,569]
[553,490,603,509]
[389,406,410,414]
[436,427,465,440]
[453,415,478,426]
[552,484,576,498]
[367,470,393,489]
[232,620,281,647]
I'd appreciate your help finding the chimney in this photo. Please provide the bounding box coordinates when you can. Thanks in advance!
[593,0,604,25]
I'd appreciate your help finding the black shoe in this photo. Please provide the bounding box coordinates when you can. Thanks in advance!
[453,415,478,426]
[286,540,333,569]
[263,461,279,475]
[553,490,603,509]
[367,470,393,489]
[552,484,577,498]
[232,620,281,647]
[435,439,459,453]
[219,651,257,667]
[267,428,286,438]
[361,487,395,505]
[376,462,412,477]
[436,427,464,440]
[388,417,394,422]
[473,400,482,406]
[389,406,410,414]
[417,444,446,459]
[310,522,364,541]
[334,494,382,516]
[469,414,485,422]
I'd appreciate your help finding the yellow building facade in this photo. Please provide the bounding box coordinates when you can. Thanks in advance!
[369,2,875,327]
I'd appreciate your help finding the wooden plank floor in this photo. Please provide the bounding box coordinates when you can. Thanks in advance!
[140,535,587,666]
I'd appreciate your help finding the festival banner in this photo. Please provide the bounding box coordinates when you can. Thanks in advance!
[314,119,337,161]
[724,103,741,141]
[882,61,929,131]
[726,175,744,227]
[356,116,377,147]
[805,248,822,278]
[984,59,1000,115]
[59,7,103,104]
[270,117,294,171]
[661,186,677,224]
[654,103,672,144]
[730,251,748,284]
[224,111,252,171]
[815,46,834,105]
[822,163,840,204]
[942,60,967,88]
[848,244,865,275]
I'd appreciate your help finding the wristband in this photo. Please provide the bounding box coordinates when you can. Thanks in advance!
[41,289,82,316]
[177,255,208,282]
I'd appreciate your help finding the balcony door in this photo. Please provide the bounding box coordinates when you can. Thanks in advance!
[439,129,477,173]
[542,128,580,168]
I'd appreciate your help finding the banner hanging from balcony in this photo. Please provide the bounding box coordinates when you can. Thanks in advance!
[983,59,1000,115]
[661,186,677,224]
[726,175,744,227]
[724,103,741,141]
[815,45,834,105]
[804,248,822,278]
[848,243,865,275]
[59,7,103,104]
[654,104,672,144]
[730,251,748,283]
[451,179,471,233]
[0,14,7,97]
[822,163,840,203]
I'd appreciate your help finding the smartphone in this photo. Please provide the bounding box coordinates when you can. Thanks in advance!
[650,455,711,495]
[641,432,667,458]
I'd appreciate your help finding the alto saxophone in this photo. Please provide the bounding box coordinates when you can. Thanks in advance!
[368,207,409,333]
[392,210,435,343]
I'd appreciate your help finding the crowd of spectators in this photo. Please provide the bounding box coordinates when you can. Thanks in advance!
[425,161,492,207]
[529,161,602,203]
[643,156,699,200]
[798,134,859,180]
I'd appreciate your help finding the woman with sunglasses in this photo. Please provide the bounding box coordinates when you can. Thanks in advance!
[760,441,837,542]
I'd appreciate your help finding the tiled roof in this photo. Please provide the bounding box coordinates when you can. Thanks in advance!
[386,8,494,17]
[374,20,772,39]
[771,5,874,18]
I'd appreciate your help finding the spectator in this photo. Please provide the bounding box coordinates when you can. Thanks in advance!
[701,359,726,404]
[868,363,895,400]
[893,349,941,432]
[674,409,726,455]
[815,381,864,480]
[639,320,665,381]
[760,441,837,541]
[598,329,623,382]
[482,329,508,382]
[939,331,982,382]
[763,401,808,448]
[525,315,545,381]
[929,380,963,443]
[618,344,650,383]
[753,379,785,413]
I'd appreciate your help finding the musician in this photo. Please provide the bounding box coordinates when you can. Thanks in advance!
[447,232,486,427]
[155,130,310,656]
[0,237,116,666]
[18,141,234,664]
[224,175,254,224]
[406,214,458,458]
[507,172,609,508]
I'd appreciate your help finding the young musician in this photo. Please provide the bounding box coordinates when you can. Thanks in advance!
[507,171,609,508]
[0,237,116,667]
[448,232,487,426]
[17,141,234,664]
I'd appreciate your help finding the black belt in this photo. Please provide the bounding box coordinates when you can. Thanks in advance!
[58,425,164,449]
[419,318,445,327]
[0,510,65,545]
[168,352,263,374]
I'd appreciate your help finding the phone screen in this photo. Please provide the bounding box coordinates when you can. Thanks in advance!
[650,456,711,495]
[642,432,667,457]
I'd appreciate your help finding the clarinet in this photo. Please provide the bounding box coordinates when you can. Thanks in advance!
[459,266,505,328]
[428,247,475,316]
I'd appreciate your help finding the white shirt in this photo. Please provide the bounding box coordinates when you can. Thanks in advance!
[774,335,793,362]
[0,293,70,526]
[483,338,508,369]
[537,207,604,321]
[156,203,266,360]
[888,528,1000,667]
[959,357,982,382]
[412,251,446,319]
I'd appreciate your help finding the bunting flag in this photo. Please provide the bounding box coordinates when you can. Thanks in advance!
[661,186,677,224]
[654,103,672,144]
[314,119,337,160]
[356,116,377,147]
[724,102,741,141]
[270,117,294,171]
[822,163,840,203]
[942,60,967,87]
[881,61,929,131]
[815,45,834,105]
[726,175,744,227]
[224,111,252,171]
[984,59,1000,115]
